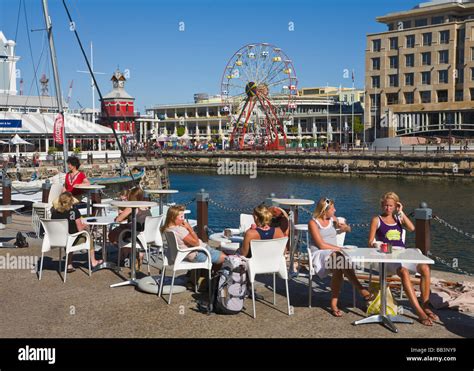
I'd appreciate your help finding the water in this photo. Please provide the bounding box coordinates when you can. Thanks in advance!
[168,171,474,275]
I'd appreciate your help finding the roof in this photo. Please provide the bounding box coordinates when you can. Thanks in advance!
[0,94,67,109]
[102,88,134,100]
[0,112,113,135]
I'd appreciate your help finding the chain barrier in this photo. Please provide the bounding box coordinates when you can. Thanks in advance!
[427,251,473,277]
[181,198,196,207]
[208,198,253,213]
[433,216,474,240]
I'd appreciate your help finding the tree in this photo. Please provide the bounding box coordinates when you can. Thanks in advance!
[176,126,185,137]
[353,116,364,140]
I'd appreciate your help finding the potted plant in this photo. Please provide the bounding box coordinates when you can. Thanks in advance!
[353,116,364,147]
[73,147,81,155]
[46,146,57,161]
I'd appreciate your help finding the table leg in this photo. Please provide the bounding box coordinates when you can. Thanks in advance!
[159,197,163,215]
[288,206,296,277]
[86,193,91,216]
[93,224,120,272]
[110,208,138,288]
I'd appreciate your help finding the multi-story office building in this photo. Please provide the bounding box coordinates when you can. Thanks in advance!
[365,0,474,139]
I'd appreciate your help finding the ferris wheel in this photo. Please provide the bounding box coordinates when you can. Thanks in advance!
[220,43,297,150]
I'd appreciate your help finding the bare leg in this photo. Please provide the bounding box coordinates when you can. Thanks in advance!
[417,264,438,321]
[342,268,370,298]
[397,267,432,326]
[330,269,344,316]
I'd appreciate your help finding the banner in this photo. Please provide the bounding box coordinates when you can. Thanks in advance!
[53,114,64,144]
[0,119,22,129]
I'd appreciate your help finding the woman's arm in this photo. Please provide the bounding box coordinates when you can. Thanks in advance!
[308,219,341,251]
[240,229,258,257]
[75,218,87,232]
[182,221,200,247]
[399,212,415,232]
[368,216,379,247]
[115,207,131,222]
[334,216,351,233]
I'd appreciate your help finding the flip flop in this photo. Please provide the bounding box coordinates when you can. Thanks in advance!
[67,267,76,273]
[423,308,439,322]
[91,259,104,269]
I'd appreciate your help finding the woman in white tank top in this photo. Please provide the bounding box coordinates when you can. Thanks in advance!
[308,198,373,317]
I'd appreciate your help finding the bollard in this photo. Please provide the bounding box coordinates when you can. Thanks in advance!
[374,146,377,154]
[2,178,12,224]
[412,146,415,154]
[90,153,94,165]
[386,146,389,153]
[41,180,52,203]
[196,189,209,242]
[399,146,402,154]
[105,152,108,163]
[90,189,102,216]
[415,202,432,256]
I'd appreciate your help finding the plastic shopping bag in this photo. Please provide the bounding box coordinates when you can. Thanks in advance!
[366,282,398,316]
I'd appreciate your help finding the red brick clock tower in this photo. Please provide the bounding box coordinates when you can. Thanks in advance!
[101,69,135,135]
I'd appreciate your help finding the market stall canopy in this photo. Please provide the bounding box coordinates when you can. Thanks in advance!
[9,134,33,145]
[0,140,9,144]
[157,134,169,142]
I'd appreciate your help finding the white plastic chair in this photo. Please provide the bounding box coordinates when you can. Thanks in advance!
[32,183,63,236]
[240,213,254,232]
[161,231,212,306]
[39,219,91,282]
[247,237,290,319]
[117,215,163,274]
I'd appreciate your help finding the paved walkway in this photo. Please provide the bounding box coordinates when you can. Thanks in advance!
[0,214,473,338]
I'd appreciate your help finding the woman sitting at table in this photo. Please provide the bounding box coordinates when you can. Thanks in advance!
[368,191,437,326]
[109,187,151,268]
[162,205,225,267]
[51,192,103,272]
[308,197,373,317]
[238,204,286,258]
[62,156,90,198]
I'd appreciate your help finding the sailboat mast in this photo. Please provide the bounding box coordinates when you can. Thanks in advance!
[42,0,68,173]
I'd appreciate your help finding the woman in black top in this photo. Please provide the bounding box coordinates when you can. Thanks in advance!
[51,192,103,273]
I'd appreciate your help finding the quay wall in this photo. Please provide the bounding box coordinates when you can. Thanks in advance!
[161,151,474,179]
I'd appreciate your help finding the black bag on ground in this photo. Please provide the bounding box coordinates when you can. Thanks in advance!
[14,232,29,248]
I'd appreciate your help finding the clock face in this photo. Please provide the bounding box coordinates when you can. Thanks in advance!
[118,81,124,88]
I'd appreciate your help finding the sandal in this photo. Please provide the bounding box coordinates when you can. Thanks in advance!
[423,307,439,322]
[91,259,104,269]
[67,266,76,273]
[418,315,433,326]
[361,289,375,302]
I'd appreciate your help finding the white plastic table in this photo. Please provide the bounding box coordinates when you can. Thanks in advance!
[343,247,434,333]
[208,230,242,253]
[109,201,157,288]
[74,184,105,216]
[145,189,178,215]
[84,215,125,273]
[0,205,24,245]
[272,198,315,276]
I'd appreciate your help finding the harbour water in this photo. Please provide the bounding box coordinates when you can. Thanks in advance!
[169,171,474,274]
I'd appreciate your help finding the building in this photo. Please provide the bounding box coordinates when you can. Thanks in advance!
[365,0,474,140]
[144,86,364,146]
[100,69,135,137]
[0,31,19,96]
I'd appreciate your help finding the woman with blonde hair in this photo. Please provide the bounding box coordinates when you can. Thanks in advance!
[368,191,437,326]
[51,192,103,273]
[308,197,372,317]
[238,204,286,258]
[162,205,225,266]
[109,187,151,267]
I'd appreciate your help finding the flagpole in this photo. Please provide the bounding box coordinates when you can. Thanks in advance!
[351,70,355,145]
[339,85,342,144]
[42,0,68,173]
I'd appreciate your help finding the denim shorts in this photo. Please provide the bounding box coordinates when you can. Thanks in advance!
[194,245,221,264]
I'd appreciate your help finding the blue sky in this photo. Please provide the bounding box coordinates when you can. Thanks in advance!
[1,0,421,112]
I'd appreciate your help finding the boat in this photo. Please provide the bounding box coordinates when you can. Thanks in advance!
[89,168,145,185]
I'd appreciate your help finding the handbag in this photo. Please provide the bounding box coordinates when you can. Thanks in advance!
[366,282,398,316]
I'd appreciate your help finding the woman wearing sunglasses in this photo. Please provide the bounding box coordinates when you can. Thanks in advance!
[308,198,373,317]
[368,192,438,326]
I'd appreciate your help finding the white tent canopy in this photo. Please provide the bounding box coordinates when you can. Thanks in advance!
[9,134,33,145]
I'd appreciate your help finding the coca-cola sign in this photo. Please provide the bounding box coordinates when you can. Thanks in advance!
[53,114,64,144]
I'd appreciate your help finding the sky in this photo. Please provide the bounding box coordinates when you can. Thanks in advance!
[0,0,422,113]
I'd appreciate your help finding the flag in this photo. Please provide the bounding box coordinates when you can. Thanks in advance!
[352,70,355,83]
[53,113,64,145]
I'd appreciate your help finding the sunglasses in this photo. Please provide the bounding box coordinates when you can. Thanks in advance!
[323,198,332,211]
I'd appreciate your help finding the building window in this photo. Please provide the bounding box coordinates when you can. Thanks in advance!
[405,54,415,67]
[406,35,415,48]
[389,56,399,69]
[420,91,431,103]
[471,67,474,81]
[455,90,463,102]
[389,74,399,87]
[116,104,120,111]
[421,52,431,66]
[471,47,474,61]
[386,93,399,105]
[402,20,412,29]
[421,71,431,85]
[372,39,381,52]
[422,32,432,46]
[438,50,449,64]
[439,70,449,84]
[405,73,414,86]
[390,37,398,50]
[415,18,428,27]
[370,94,381,107]
[372,57,380,70]
[404,92,414,104]
[439,30,450,44]
[437,90,448,103]
[432,16,444,25]
[457,68,464,83]
[372,76,380,88]
[471,88,474,101]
